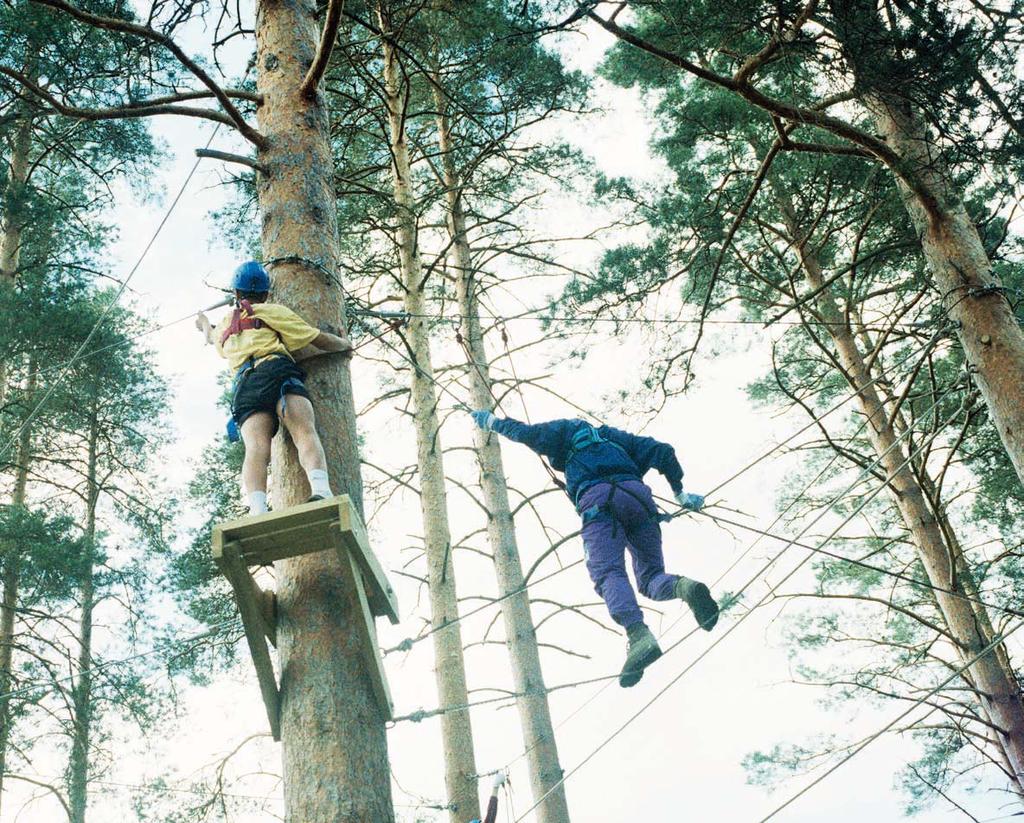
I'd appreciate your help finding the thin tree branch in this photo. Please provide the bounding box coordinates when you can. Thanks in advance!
[195,148,265,173]
[28,0,266,146]
[0,67,238,129]
[302,0,346,98]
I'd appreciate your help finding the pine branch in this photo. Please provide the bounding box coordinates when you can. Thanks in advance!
[28,0,266,146]
[585,9,945,222]
[0,67,239,129]
[5,774,71,819]
[194,148,264,173]
[302,0,346,98]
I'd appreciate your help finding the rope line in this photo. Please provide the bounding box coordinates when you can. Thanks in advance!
[386,307,938,332]
[0,123,222,462]
[704,325,950,496]
[757,617,1024,821]
[698,510,1024,620]
[511,394,967,821]
[478,416,877,774]
[395,381,959,741]
[0,617,240,705]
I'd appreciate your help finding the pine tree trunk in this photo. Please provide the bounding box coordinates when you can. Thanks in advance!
[0,111,33,282]
[778,196,1024,794]
[434,95,571,823]
[0,110,34,411]
[68,402,99,823]
[0,361,36,815]
[830,0,1024,489]
[254,2,393,820]
[377,13,481,819]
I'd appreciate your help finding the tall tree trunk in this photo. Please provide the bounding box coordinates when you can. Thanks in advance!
[777,195,1024,795]
[434,93,572,823]
[0,111,33,283]
[0,360,36,815]
[254,2,394,820]
[0,110,34,412]
[377,14,481,820]
[68,401,99,823]
[830,0,1024,489]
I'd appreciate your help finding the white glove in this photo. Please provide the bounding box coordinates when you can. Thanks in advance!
[471,410,497,431]
[675,490,705,511]
[491,771,506,791]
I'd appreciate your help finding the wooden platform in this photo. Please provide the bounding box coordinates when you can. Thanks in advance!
[212,496,398,739]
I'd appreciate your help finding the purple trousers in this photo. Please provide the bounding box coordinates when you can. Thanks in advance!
[578,480,680,628]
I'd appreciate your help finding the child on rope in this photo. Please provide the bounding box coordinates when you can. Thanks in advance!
[470,411,718,687]
[195,261,352,516]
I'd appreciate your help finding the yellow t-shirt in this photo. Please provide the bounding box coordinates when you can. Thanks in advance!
[214,302,320,370]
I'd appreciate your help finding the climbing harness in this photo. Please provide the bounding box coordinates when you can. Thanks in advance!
[565,424,641,504]
[507,388,973,822]
[219,299,266,345]
[227,354,305,436]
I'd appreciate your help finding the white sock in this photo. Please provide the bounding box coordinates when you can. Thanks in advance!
[247,490,268,515]
[307,469,332,499]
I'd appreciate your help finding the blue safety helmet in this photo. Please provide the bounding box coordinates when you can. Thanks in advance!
[231,260,271,293]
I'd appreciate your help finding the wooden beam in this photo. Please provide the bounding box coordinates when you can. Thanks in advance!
[211,496,398,735]
[339,546,393,719]
[212,498,341,565]
[213,497,399,623]
[336,503,399,624]
[213,541,281,740]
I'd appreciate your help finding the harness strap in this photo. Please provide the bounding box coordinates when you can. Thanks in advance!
[578,480,662,533]
[220,299,265,345]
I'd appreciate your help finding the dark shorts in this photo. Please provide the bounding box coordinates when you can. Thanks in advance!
[231,356,310,435]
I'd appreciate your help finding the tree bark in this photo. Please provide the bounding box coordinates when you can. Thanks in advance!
[254,2,394,820]
[435,94,571,823]
[778,194,1024,795]
[68,400,99,823]
[829,0,1024,490]
[377,12,481,819]
[0,108,34,412]
[0,110,33,283]
[0,361,36,816]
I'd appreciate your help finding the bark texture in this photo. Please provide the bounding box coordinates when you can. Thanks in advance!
[255,2,393,820]
[830,0,1024,489]
[0,111,33,282]
[0,363,35,816]
[778,195,1024,793]
[378,13,481,820]
[0,109,33,412]
[435,98,571,823]
[0,112,33,813]
[68,401,99,823]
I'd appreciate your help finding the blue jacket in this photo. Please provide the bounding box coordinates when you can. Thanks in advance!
[490,417,684,506]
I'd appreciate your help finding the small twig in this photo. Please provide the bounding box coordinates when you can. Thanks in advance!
[195,148,265,174]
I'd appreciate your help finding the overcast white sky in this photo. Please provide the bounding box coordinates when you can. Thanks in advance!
[4,14,1021,823]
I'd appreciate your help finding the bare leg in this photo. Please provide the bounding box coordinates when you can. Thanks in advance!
[240,412,275,513]
[278,395,327,473]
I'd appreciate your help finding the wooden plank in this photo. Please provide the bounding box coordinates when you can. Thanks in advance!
[213,532,277,647]
[214,542,281,740]
[340,546,393,720]
[335,501,399,624]
[212,496,345,566]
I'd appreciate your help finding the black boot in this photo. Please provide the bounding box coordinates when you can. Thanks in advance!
[676,577,719,631]
[619,623,662,688]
